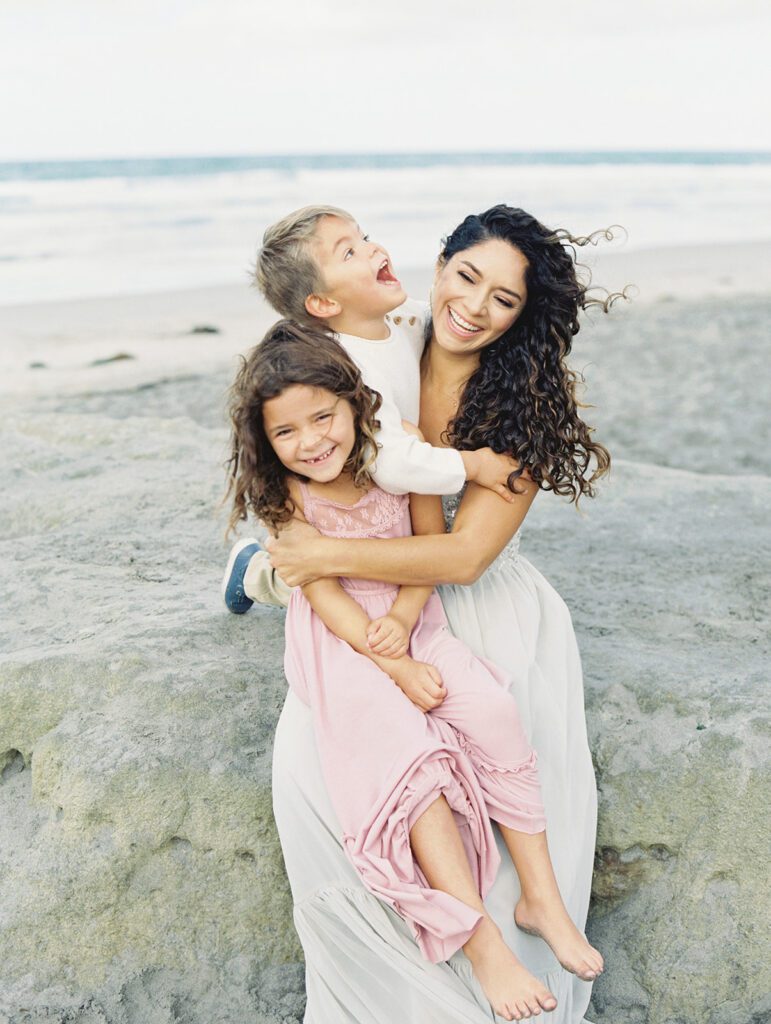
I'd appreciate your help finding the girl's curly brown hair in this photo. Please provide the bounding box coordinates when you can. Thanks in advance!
[225,319,382,534]
[436,204,626,502]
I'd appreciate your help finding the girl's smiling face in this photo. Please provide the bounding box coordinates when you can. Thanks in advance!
[431,238,529,358]
[263,384,357,483]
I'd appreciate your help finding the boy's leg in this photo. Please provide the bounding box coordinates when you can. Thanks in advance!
[222,538,293,612]
[243,548,293,607]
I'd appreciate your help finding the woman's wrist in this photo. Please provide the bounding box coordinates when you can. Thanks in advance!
[312,535,340,578]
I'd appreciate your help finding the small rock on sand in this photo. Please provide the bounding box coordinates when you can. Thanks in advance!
[89,352,136,367]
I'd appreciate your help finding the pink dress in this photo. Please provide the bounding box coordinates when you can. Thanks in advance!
[283,482,545,964]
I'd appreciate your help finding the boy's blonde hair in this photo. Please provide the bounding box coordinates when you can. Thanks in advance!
[253,205,354,323]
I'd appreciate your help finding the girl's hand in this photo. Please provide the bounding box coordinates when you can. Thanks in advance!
[389,658,446,713]
[367,614,410,659]
[265,519,325,587]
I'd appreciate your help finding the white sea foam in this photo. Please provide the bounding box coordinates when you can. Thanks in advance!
[1,159,770,305]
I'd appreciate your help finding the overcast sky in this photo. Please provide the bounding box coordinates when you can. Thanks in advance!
[2,0,770,161]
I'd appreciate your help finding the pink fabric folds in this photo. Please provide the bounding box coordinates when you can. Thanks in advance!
[282,483,545,963]
[341,728,502,964]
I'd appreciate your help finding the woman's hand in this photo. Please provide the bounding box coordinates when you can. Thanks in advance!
[388,657,446,713]
[264,519,325,587]
[367,614,410,659]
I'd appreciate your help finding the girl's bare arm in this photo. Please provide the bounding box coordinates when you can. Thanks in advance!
[279,480,409,678]
[383,491,446,631]
[301,578,404,675]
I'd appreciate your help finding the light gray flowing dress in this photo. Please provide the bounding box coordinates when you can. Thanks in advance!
[271,494,598,1023]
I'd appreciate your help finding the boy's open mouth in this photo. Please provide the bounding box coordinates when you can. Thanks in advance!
[376,258,399,285]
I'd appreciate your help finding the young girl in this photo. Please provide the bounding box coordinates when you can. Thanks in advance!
[226,319,604,1022]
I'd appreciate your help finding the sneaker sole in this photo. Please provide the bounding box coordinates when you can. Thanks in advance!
[221,537,261,606]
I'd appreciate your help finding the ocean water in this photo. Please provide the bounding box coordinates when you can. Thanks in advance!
[1,152,769,306]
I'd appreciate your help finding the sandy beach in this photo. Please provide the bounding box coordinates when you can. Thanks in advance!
[1,239,769,1023]
[3,0,770,1007]
[2,238,770,403]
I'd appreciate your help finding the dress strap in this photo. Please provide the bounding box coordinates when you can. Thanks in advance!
[296,478,317,524]
[291,481,409,538]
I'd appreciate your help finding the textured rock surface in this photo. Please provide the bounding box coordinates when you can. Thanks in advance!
[0,406,302,1023]
[1,295,769,1023]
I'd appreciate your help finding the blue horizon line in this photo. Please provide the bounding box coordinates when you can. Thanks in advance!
[2,149,770,183]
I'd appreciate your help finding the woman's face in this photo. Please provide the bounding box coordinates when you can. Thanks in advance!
[430,238,528,357]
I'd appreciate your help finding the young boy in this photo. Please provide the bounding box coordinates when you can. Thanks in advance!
[223,204,521,612]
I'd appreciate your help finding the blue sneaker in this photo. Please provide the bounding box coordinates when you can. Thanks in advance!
[222,538,261,614]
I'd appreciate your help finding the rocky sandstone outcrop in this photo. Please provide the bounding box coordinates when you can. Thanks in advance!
[1,297,769,1023]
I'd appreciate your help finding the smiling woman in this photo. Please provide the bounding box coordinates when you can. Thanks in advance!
[260,204,624,1023]
[431,240,528,352]
[432,206,616,499]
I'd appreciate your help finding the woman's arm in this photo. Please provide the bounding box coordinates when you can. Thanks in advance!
[267,479,538,588]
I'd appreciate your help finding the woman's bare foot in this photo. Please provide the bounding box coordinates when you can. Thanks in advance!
[464,917,558,1021]
[514,896,604,981]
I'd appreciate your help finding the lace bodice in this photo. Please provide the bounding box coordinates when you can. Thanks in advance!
[299,482,411,540]
[441,491,521,574]
[298,483,412,598]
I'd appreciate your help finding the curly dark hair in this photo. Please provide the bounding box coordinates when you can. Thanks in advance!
[436,204,625,502]
[225,319,382,534]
